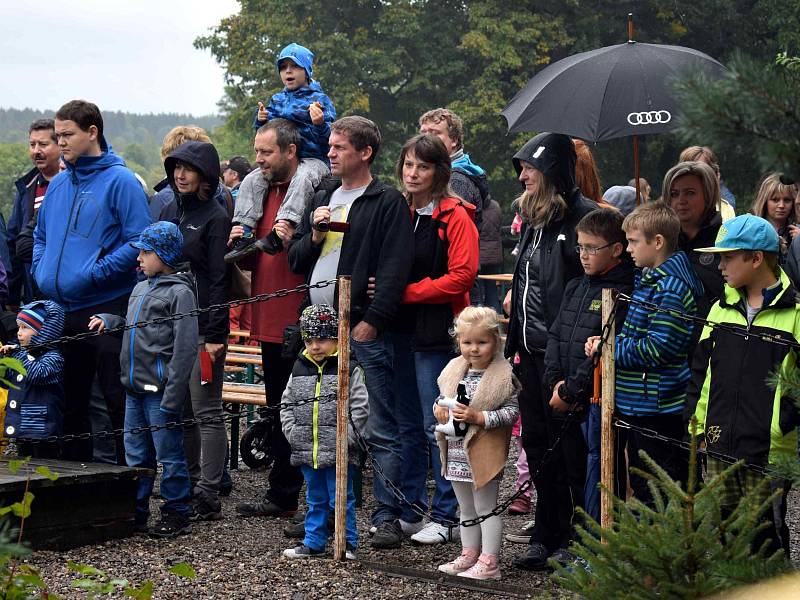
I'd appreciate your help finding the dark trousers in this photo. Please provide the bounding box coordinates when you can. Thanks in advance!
[261,342,303,510]
[623,413,688,508]
[61,295,129,464]
[517,350,588,551]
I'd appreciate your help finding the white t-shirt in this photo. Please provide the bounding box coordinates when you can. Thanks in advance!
[309,184,368,305]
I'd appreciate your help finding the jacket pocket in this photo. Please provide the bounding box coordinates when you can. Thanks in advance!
[20,403,48,437]
[71,191,102,238]
[156,354,165,384]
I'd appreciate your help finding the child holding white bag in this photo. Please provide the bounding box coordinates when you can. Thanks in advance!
[433,307,519,580]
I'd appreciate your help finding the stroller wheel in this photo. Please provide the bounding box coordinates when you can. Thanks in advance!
[240,422,274,470]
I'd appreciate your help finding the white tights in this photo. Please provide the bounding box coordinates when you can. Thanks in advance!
[451,479,502,556]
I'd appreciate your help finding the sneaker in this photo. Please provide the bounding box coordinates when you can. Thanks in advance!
[512,542,551,571]
[410,521,458,545]
[282,544,325,559]
[236,499,296,518]
[505,519,536,544]
[254,229,283,255]
[149,512,191,539]
[438,549,480,575]
[549,547,576,568]
[398,519,426,536]
[507,496,531,515]
[345,544,357,560]
[371,520,402,549]
[189,492,223,522]
[224,235,257,263]
[283,512,306,538]
[458,553,500,580]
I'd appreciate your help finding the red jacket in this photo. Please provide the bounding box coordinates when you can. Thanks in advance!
[402,196,479,317]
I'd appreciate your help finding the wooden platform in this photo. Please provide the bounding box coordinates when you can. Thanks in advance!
[0,458,149,550]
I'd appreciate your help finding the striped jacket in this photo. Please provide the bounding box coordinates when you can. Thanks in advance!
[615,251,703,416]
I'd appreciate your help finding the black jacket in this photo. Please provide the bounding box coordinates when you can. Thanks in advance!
[543,261,635,406]
[288,177,413,333]
[679,210,724,319]
[505,133,599,358]
[165,142,231,344]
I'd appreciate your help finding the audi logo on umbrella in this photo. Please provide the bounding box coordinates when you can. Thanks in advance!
[627,110,672,125]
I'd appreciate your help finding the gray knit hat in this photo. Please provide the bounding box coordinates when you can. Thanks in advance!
[299,304,339,340]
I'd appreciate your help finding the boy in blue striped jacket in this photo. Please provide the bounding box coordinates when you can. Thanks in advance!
[591,201,703,507]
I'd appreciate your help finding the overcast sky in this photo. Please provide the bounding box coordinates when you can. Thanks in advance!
[0,0,240,116]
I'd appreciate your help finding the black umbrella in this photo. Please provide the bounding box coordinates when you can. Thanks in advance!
[501,16,726,202]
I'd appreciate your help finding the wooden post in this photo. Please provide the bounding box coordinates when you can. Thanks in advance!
[333,276,352,561]
[600,288,616,533]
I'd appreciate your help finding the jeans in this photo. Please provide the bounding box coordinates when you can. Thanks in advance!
[301,465,358,551]
[393,334,429,522]
[414,350,458,524]
[351,333,401,525]
[124,393,191,522]
[582,403,601,523]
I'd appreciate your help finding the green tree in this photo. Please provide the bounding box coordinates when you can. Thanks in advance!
[0,144,31,220]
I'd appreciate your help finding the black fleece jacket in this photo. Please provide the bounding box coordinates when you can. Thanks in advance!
[288,177,413,332]
[164,142,231,343]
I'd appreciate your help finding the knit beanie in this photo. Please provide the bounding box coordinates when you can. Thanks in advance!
[17,304,47,333]
[299,304,339,340]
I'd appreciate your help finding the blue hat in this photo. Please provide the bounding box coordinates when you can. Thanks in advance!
[131,221,184,268]
[695,214,780,254]
[276,43,314,82]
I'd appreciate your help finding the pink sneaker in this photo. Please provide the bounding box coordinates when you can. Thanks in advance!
[457,553,501,580]
[438,548,480,575]
[508,496,531,515]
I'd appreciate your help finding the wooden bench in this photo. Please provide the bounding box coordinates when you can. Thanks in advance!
[224,336,266,469]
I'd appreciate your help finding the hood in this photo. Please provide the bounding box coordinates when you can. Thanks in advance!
[451,150,485,177]
[164,141,221,194]
[512,132,577,200]
[277,43,314,82]
[149,266,195,292]
[24,300,65,347]
[63,135,126,182]
[14,167,40,194]
[434,196,476,221]
[643,251,704,301]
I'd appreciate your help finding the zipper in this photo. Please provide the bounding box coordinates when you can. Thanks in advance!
[129,288,151,391]
[521,228,543,353]
[312,363,323,469]
[567,282,592,350]
[53,177,81,302]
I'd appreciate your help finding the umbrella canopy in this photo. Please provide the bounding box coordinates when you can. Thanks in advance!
[501,41,726,141]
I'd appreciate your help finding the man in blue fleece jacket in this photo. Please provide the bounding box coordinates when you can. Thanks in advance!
[32,99,152,463]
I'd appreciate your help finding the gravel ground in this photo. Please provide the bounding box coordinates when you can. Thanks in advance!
[21,441,800,599]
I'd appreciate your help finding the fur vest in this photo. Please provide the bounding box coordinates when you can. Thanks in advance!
[435,355,518,489]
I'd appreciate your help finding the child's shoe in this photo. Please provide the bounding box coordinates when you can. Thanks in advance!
[255,228,284,255]
[224,233,257,263]
[508,496,531,515]
[148,511,192,539]
[438,548,479,575]
[282,544,325,559]
[345,544,357,560]
[457,553,501,580]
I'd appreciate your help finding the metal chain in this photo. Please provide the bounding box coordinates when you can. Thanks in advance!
[22,279,337,353]
[616,292,800,351]
[10,393,336,446]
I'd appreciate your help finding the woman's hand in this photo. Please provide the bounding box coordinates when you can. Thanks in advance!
[502,289,512,316]
[789,224,800,240]
[88,317,105,332]
[205,343,225,362]
[451,402,485,427]
[433,404,449,424]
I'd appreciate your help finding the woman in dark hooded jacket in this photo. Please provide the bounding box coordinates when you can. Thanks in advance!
[502,133,597,571]
[163,141,231,520]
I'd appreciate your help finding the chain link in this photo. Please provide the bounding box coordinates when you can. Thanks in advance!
[22,279,337,353]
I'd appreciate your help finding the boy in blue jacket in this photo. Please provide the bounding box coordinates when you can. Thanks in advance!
[2,300,66,459]
[225,43,337,262]
[89,222,198,539]
[589,201,703,508]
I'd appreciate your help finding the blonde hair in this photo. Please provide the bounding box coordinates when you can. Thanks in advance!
[160,126,212,160]
[750,172,797,225]
[679,146,720,176]
[662,161,720,222]
[452,306,503,357]
[516,174,566,228]
[622,200,681,253]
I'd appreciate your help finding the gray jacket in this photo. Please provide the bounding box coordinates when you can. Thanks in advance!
[98,268,198,412]
[280,351,369,468]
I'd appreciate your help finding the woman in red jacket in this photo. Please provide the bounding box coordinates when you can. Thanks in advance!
[392,133,479,544]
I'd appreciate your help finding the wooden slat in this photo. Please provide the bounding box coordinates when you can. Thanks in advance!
[225,354,263,365]
[223,382,264,394]
[229,330,250,338]
[221,393,267,406]
[228,344,262,354]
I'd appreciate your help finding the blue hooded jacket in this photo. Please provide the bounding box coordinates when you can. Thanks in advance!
[252,43,336,163]
[31,136,152,311]
[4,300,66,438]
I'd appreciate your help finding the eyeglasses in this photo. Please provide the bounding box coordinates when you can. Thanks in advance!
[575,242,614,255]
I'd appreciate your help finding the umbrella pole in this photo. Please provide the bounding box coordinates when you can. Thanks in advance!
[628,12,634,42]
[633,135,641,205]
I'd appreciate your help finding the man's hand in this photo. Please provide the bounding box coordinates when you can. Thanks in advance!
[256,101,268,124]
[311,206,331,245]
[228,225,245,247]
[352,321,377,342]
[585,335,601,357]
[274,220,296,246]
[88,316,106,332]
[309,102,324,125]
[451,402,485,426]
[503,289,512,316]
[549,381,571,413]
[205,343,225,362]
